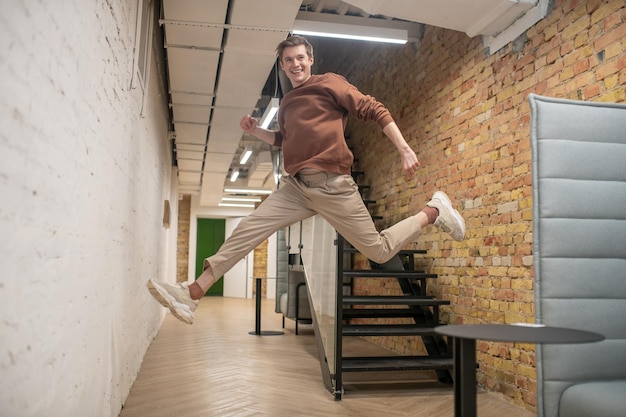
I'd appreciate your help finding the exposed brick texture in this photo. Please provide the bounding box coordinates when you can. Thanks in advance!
[253,198,269,296]
[315,0,625,410]
[254,240,269,297]
[177,195,191,282]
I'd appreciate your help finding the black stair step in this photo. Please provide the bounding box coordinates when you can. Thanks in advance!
[342,247,427,255]
[342,356,453,372]
[343,308,432,319]
[343,295,450,306]
[342,270,438,279]
[358,185,370,196]
[342,324,440,337]
[399,249,428,255]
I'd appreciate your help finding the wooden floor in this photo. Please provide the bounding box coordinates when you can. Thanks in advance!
[119,297,535,417]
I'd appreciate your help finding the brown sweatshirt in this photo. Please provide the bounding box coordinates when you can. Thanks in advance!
[274,73,395,176]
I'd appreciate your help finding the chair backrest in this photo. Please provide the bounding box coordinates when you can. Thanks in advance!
[529,94,626,417]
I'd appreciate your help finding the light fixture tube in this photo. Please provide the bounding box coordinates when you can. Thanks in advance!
[240,146,253,164]
[222,197,262,203]
[293,20,407,44]
[259,97,280,129]
[218,202,256,208]
[229,169,239,182]
[224,188,273,195]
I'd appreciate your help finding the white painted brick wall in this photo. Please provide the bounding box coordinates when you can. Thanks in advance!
[0,1,174,416]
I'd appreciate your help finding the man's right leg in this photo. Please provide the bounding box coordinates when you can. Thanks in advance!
[147,177,315,324]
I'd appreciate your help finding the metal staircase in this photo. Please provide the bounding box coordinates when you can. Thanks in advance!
[291,168,454,400]
[319,168,453,399]
[333,235,453,399]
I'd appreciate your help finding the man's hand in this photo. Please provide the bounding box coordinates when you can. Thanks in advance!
[240,115,258,133]
[239,114,277,146]
[400,148,420,179]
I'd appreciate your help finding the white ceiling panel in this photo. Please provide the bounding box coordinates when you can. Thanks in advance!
[175,143,205,152]
[200,173,228,207]
[216,50,279,102]
[175,150,204,161]
[163,0,229,23]
[226,29,290,52]
[172,104,211,125]
[171,92,213,106]
[174,124,208,145]
[230,0,302,27]
[209,107,250,130]
[167,48,220,94]
[177,159,204,172]
[470,1,537,36]
[206,128,242,155]
[178,171,202,185]
[213,94,258,109]
[164,24,224,49]
[202,154,234,173]
[163,0,302,207]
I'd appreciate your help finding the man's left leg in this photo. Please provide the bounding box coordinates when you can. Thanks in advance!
[309,175,465,264]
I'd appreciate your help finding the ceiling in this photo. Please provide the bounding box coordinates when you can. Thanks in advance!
[160,0,539,212]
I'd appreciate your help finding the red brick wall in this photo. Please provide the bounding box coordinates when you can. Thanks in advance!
[254,240,269,296]
[323,0,625,410]
[253,198,269,296]
[177,195,191,283]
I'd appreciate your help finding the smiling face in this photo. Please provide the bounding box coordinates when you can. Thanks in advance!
[279,44,314,88]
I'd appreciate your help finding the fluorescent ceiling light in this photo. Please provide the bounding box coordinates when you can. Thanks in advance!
[222,197,262,203]
[229,169,239,182]
[224,188,273,195]
[293,20,407,44]
[239,145,254,164]
[218,203,255,208]
[259,97,280,129]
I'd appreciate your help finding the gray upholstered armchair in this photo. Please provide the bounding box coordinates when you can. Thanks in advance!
[529,94,626,417]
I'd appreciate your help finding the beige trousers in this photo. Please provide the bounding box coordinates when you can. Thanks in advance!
[205,171,423,278]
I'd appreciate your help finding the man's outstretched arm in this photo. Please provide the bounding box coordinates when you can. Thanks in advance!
[382,121,420,179]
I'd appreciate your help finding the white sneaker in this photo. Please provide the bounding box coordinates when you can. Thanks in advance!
[146,279,199,324]
[427,191,466,241]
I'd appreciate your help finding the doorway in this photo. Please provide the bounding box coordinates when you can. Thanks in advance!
[195,218,225,296]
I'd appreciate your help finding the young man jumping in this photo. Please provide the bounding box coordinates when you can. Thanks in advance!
[148,35,465,324]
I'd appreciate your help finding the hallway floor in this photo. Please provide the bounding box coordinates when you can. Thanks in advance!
[119,297,535,417]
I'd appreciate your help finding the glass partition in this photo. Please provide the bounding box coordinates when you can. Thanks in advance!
[299,215,339,393]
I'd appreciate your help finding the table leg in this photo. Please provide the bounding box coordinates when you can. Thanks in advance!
[248,278,283,336]
[454,337,477,417]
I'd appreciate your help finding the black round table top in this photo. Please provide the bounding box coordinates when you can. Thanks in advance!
[434,324,605,344]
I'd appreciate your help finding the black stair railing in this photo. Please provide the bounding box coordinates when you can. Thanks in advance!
[333,233,345,400]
